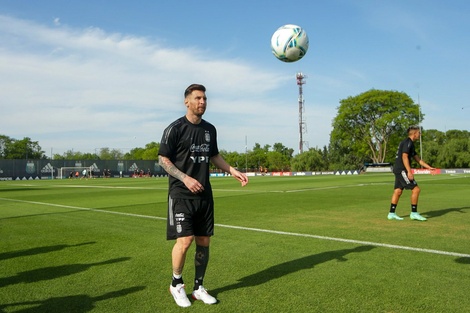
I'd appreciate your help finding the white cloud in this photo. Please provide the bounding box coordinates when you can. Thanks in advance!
[0,15,338,156]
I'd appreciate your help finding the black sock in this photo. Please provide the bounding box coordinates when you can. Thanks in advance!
[172,276,183,287]
[194,279,203,290]
[194,245,209,290]
[411,204,418,213]
[390,204,397,213]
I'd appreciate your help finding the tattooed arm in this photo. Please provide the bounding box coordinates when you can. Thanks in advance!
[158,155,204,194]
[158,155,187,181]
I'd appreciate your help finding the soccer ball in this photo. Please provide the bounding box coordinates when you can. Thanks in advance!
[271,24,309,62]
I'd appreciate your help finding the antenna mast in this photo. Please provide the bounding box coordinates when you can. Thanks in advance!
[296,72,307,153]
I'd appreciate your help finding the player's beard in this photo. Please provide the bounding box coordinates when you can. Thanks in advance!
[194,106,206,117]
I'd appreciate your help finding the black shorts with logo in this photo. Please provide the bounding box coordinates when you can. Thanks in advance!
[166,197,214,240]
[394,170,418,190]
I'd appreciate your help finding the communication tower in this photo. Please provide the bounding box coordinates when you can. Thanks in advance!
[296,72,308,153]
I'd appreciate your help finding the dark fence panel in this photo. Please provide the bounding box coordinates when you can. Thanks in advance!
[0,159,166,180]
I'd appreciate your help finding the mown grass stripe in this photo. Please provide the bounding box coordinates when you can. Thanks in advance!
[2,197,469,259]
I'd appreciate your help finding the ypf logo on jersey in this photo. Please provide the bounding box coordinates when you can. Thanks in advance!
[190,155,210,164]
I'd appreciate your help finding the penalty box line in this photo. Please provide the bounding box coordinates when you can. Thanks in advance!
[1,197,469,259]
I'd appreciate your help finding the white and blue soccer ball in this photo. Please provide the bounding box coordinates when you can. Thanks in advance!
[271,24,309,62]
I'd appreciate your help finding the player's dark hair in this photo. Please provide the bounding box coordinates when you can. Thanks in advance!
[407,125,420,133]
[184,84,206,98]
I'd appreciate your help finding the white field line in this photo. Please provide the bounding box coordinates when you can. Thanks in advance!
[6,173,467,191]
[1,197,469,259]
[51,184,254,193]
[217,224,470,258]
[53,185,161,190]
[284,183,389,193]
[0,197,163,220]
[49,182,386,194]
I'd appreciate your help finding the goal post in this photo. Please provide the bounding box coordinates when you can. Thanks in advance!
[58,166,93,179]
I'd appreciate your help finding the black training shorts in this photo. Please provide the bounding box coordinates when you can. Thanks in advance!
[394,170,418,190]
[166,197,214,240]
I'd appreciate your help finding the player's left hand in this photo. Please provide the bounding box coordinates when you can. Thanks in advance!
[231,169,249,187]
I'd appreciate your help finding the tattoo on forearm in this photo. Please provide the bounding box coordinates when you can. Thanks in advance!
[159,156,187,181]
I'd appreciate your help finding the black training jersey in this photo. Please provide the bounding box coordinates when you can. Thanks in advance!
[158,116,219,199]
[393,137,416,174]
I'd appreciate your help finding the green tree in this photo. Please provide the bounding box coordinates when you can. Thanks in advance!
[330,89,419,168]
[421,140,440,167]
[424,129,446,146]
[219,150,244,171]
[97,148,124,160]
[1,137,45,159]
[328,139,362,170]
[419,129,470,168]
[268,142,293,171]
[124,147,144,160]
[53,150,98,160]
[419,129,444,166]
[266,151,289,171]
[446,130,470,140]
[0,135,13,159]
[272,142,294,158]
[251,143,269,171]
[437,138,470,168]
[291,147,328,171]
[123,142,159,160]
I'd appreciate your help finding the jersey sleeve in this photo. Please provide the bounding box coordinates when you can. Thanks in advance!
[403,139,416,157]
[158,123,178,159]
[210,126,219,157]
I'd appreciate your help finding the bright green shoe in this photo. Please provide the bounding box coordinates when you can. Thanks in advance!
[387,213,404,220]
[410,212,427,221]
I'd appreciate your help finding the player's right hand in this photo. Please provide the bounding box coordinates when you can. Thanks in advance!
[183,176,204,194]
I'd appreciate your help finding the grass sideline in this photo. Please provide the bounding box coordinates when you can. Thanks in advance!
[1,174,469,312]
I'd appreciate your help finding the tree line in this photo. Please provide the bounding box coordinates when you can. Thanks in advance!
[2,90,469,171]
[2,129,468,171]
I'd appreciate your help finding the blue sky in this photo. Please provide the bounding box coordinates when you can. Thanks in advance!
[1,0,469,156]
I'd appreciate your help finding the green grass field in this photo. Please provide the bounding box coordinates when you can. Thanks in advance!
[1,174,469,313]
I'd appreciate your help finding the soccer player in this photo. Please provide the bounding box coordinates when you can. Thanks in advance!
[388,125,435,221]
[158,84,249,307]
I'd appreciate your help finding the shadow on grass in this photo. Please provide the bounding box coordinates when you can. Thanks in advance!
[455,257,470,265]
[422,206,469,219]
[211,245,375,297]
[0,242,96,261]
[0,286,146,313]
[0,209,88,221]
[0,187,45,192]
[0,257,131,288]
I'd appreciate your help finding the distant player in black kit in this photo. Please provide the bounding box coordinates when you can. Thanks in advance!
[388,125,435,221]
[158,84,249,307]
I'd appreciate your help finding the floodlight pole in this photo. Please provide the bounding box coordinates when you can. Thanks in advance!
[418,94,423,166]
[245,135,248,173]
